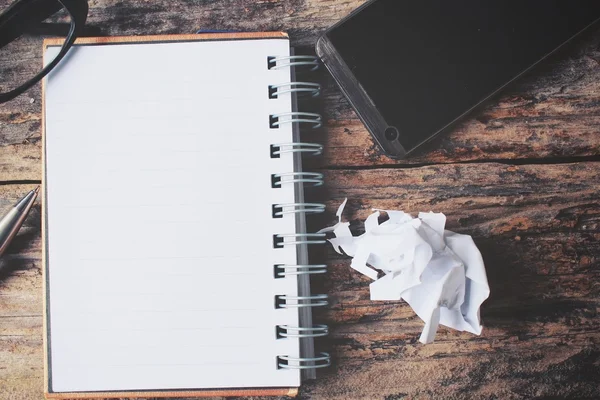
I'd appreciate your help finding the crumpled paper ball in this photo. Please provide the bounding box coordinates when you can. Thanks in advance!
[319,199,490,344]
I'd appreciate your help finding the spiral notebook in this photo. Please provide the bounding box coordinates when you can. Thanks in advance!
[42,33,328,399]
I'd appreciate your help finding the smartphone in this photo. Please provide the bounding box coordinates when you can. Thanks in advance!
[316,0,600,159]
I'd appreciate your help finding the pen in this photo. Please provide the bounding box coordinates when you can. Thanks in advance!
[0,187,39,259]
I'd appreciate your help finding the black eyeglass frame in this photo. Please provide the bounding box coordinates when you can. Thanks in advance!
[0,0,89,103]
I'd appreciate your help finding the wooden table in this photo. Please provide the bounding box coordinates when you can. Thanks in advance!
[1,1,599,399]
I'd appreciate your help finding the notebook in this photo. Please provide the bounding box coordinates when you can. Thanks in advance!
[42,33,328,399]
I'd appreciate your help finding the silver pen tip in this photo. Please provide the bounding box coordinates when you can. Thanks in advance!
[34,186,40,194]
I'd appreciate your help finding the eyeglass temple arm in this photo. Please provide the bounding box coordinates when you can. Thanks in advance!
[0,0,95,47]
[0,0,63,46]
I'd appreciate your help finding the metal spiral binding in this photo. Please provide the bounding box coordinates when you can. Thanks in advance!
[270,82,321,97]
[273,203,326,216]
[269,53,329,373]
[275,264,328,277]
[271,143,323,157]
[272,172,324,187]
[269,55,320,71]
[276,294,329,308]
[270,112,323,129]
[278,325,329,338]
[274,233,327,247]
[277,353,331,369]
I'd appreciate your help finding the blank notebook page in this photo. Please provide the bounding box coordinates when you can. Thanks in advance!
[44,36,301,392]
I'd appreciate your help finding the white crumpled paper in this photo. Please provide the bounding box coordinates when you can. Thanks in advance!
[319,199,490,344]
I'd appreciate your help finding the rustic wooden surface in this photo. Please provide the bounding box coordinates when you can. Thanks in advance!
[1,1,599,399]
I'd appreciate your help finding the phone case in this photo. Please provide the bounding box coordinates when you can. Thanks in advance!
[316,0,408,159]
[316,0,600,160]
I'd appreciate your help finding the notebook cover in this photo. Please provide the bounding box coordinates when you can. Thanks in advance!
[41,32,299,400]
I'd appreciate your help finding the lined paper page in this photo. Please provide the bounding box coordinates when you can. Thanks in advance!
[44,37,302,392]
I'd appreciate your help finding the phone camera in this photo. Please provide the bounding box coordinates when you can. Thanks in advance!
[384,126,399,141]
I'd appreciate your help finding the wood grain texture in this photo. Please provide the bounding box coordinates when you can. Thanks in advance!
[0,0,599,399]
[2,0,600,177]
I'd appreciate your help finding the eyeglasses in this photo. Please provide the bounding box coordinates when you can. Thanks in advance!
[0,0,90,104]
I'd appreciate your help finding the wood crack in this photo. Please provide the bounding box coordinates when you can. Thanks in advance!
[320,155,600,171]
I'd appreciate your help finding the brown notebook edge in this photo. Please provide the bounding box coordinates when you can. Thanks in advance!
[43,31,288,47]
[45,388,299,399]
[42,31,298,399]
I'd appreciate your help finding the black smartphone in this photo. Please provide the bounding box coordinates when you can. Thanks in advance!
[316,0,600,159]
